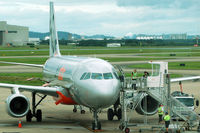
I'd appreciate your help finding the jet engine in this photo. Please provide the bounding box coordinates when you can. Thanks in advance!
[135,94,159,115]
[6,94,30,118]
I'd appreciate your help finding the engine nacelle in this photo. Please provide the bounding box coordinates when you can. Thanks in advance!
[135,94,159,115]
[6,94,30,118]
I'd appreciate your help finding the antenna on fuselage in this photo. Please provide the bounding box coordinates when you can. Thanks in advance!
[49,2,61,57]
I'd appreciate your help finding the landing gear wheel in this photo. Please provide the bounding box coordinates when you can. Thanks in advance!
[81,110,85,114]
[73,108,77,113]
[97,122,101,130]
[26,110,32,122]
[117,108,122,120]
[119,125,124,130]
[107,108,114,121]
[92,122,95,130]
[36,109,42,122]
[125,128,130,133]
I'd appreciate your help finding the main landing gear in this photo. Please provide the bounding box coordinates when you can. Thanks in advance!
[107,98,122,121]
[26,92,47,122]
[91,110,101,130]
[73,105,86,114]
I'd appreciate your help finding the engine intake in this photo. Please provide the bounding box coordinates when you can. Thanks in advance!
[135,94,159,115]
[6,94,30,118]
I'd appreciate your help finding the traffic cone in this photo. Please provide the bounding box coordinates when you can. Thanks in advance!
[18,120,22,128]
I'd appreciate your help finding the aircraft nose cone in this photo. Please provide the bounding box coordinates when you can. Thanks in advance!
[86,81,120,109]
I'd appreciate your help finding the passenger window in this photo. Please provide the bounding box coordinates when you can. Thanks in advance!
[91,73,103,80]
[103,73,113,79]
[84,72,91,80]
[80,72,87,80]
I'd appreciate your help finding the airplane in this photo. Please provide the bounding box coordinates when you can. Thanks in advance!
[0,2,121,130]
[0,2,200,131]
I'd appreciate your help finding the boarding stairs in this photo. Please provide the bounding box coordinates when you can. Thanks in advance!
[144,81,200,128]
[129,92,145,110]
[170,96,199,126]
[119,62,200,133]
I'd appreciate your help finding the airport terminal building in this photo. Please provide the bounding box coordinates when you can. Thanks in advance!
[0,21,29,46]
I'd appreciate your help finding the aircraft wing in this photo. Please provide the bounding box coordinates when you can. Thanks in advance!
[171,76,200,82]
[0,61,43,68]
[0,83,58,97]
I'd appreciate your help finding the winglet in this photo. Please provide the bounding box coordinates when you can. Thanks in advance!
[49,2,61,57]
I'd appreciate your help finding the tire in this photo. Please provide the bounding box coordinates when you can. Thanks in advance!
[97,122,101,130]
[125,128,130,133]
[107,108,114,121]
[119,125,124,130]
[73,108,77,113]
[81,110,85,114]
[92,122,95,130]
[26,110,32,122]
[117,108,122,120]
[36,109,42,122]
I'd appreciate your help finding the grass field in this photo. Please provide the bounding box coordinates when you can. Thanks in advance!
[0,57,172,66]
[128,62,200,70]
[0,73,43,85]
[0,57,48,65]
[1,45,200,56]
[125,72,183,78]
[138,52,200,57]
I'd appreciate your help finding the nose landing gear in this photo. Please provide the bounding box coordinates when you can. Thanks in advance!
[92,110,101,130]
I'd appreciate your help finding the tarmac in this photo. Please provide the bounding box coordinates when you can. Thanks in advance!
[0,81,200,133]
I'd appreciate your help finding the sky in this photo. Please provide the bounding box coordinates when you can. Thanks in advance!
[0,0,199,37]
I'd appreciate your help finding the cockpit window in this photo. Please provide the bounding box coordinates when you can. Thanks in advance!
[103,73,113,79]
[81,72,114,80]
[80,72,87,80]
[91,73,103,80]
[80,72,91,80]
[84,72,91,79]
[113,72,119,79]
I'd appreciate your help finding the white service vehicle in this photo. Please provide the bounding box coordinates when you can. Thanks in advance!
[172,91,195,111]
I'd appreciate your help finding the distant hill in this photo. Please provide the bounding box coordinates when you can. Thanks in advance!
[29,31,114,40]
[29,32,49,40]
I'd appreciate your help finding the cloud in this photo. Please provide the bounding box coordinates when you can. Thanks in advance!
[116,0,200,9]
[0,0,199,37]
[117,0,173,8]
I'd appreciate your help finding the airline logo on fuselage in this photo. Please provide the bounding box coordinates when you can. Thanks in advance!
[58,67,66,80]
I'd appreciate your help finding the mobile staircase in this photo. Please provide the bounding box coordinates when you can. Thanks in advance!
[119,62,200,133]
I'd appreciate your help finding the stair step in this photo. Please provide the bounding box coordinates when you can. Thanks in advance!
[146,88,199,124]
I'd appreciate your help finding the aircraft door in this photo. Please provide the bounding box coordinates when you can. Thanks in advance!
[147,63,163,87]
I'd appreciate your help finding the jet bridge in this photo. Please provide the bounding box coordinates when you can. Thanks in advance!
[118,61,200,133]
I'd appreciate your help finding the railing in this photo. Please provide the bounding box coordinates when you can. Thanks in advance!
[123,75,199,129]
[170,96,199,123]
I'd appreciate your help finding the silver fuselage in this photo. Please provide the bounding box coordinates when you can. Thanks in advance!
[43,56,121,110]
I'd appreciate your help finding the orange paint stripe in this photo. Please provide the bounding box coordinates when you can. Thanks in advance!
[55,91,77,105]
[58,67,66,80]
